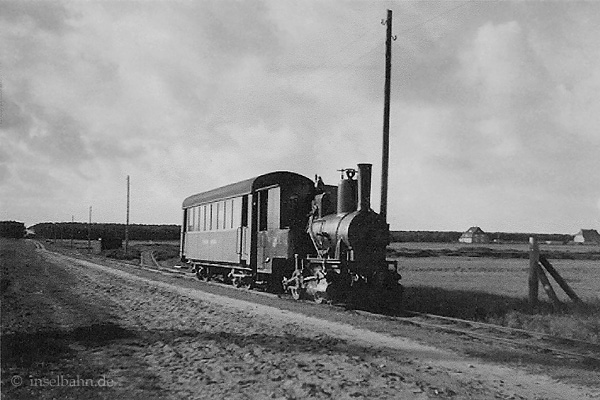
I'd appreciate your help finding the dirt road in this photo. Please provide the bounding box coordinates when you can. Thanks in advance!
[1,239,599,399]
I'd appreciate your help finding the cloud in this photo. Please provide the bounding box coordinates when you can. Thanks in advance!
[1,1,599,232]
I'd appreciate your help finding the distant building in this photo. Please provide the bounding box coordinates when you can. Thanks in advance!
[573,229,600,244]
[458,226,490,244]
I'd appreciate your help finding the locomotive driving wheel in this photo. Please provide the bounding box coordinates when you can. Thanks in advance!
[304,266,328,304]
[289,285,301,300]
[283,269,303,300]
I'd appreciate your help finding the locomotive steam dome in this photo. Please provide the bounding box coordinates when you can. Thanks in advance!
[337,169,357,213]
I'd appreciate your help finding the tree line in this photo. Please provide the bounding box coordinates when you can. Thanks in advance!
[29,223,180,241]
[3,221,573,244]
[390,231,573,244]
[0,221,26,239]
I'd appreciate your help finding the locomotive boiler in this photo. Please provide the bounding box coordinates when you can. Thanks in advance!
[282,163,402,305]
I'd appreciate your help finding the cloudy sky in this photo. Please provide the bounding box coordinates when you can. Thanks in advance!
[1,0,599,233]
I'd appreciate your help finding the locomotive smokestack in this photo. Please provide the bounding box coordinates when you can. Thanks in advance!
[357,163,372,212]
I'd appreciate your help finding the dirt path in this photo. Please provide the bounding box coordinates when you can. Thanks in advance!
[2,240,599,399]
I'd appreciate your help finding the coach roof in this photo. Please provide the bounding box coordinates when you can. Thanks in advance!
[182,171,313,208]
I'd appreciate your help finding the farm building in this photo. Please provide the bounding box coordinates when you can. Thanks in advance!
[458,226,490,244]
[573,229,600,244]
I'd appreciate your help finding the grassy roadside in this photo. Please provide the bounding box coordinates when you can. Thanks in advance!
[403,285,600,343]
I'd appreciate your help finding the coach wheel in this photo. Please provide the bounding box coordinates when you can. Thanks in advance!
[232,276,246,288]
[196,266,209,281]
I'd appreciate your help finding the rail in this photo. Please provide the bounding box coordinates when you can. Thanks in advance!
[352,308,600,364]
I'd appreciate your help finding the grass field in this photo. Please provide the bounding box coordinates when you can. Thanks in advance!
[390,241,600,253]
[396,256,600,302]
[389,244,600,342]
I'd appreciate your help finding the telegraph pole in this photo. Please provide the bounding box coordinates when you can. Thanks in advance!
[380,9,393,222]
[125,175,130,254]
[88,206,92,252]
[70,215,74,249]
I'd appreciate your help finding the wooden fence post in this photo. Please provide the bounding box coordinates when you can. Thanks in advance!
[539,255,582,304]
[528,237,539,308]
[535,263,562,310]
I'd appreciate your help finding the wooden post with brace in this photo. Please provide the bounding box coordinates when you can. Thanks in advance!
[535,262,561,310]
[539,255,582,305]
[528,237,539,308]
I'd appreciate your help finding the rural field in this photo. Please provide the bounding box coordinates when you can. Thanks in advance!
[388,242,600,342]
[391,241,600,254]
[392,248,600,301]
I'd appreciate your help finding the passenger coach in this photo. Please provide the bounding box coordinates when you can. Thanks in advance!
[180,172,315,291]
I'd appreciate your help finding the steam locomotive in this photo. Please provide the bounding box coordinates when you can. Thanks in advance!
[180,163,402,307]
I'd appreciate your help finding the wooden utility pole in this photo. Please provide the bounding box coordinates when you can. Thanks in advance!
[70,215,74,248]
[88,206,92,252]
[380,9,392,222]
[528,237,539,307]
[125,175,130,254]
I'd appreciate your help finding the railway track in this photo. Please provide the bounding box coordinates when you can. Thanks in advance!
[35,241,600,367]
[140,250,161,268]
[136,260,600,366]
[351,309,600,365]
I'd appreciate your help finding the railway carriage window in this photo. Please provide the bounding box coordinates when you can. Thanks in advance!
[222,200,227,230]
[231,198,241,228]
[285,195,299,229]
[241,195,248,227]
[209,203,214,230]
[198,205,204,232]
[187,208,193,231]
[216,202,221,230]
[194,207,197,231]
[258,190,268,231]
[221,202,224,229]
[268,187,280,230]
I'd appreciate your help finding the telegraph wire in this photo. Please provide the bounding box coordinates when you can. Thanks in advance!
[396,0,474,37]
[304,18,384,73]
[309,1,476,88]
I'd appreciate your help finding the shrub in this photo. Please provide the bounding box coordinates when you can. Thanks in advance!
[104,248,140,261]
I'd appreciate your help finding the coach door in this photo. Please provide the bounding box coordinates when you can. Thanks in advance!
[237,195,250,264]
[255,189,268,273]
[252,186,281,274]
